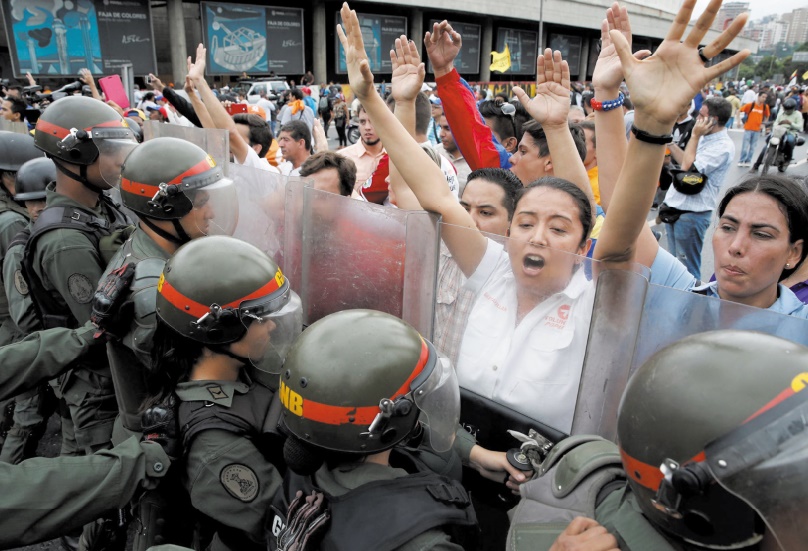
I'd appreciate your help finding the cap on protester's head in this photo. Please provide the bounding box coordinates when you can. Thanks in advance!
[247,104,267,119]
[141,100,159,111]
[155,94,164,102]
[125,108,147,121]
[147,105,168,120]
[360,154,389,205]
[429,96,442,106]
[301,87,312,96]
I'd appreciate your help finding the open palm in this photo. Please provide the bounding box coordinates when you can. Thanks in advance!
[593,3,648,91]
[613,0,749,125]
[425,21,461,75]
[391,36,425,103]
[515,49,571,128]
[337,3,375,101]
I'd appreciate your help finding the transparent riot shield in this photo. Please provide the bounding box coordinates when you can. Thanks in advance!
[633,284,808,373]
[283,180,440,337]
[227,162,304,260]
[705,388,808,551]
[142,121,229,174]
[0,120,30,134]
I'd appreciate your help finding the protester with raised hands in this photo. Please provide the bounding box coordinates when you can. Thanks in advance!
[594,0,808,318]
[340,1,597,438]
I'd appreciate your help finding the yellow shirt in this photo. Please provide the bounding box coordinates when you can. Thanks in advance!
[587,165,601,206]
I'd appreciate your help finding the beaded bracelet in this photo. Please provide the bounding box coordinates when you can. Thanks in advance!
[590,92,625,112]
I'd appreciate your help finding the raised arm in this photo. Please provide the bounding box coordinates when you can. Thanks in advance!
[513,49,594,208]
[594,0,749,269]
[388,36,426,211]
[338,3,486,275]
[186,44,252,164]
[78,68,103,102]
[592,3,651,212]
[151,73,203,128]
[184,77,214,130]
[426,21,510,170]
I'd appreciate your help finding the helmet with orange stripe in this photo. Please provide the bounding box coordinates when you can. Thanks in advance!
[155,235,302,368]
[279,310,460,474]
[119,137,238,244]
[34,96,138,190]
[618,330,808,549]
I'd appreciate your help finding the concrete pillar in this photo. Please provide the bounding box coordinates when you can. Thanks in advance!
[479,20,493,82]
[410,9,423,50]
[313,0,327,83]
[167,0,187,84]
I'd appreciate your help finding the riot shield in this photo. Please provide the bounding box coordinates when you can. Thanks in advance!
[142,121,229,174]
[0,120,29,134]
[705,389,808,551]
[283,180,440,337]
[633,283,808,373]
[227,162,304,260]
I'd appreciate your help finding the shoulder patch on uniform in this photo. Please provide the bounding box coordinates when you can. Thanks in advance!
[13,270,28,296]
[67,273,94,304]
[220,464,259,502]
[207,384,228,400]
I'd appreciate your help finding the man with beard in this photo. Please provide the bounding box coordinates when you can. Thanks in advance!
[337,104,386,190]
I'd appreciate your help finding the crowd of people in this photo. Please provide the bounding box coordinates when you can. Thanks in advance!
[0,0,806,550]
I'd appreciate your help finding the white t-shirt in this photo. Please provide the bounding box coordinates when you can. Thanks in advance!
[456,239,595,433]
[235,147,280,173]
[418,141,459,200]
[277,161,301,177]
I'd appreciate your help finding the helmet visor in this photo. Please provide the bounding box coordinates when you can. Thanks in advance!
[413,353,460,453]
[239,289,302,371]
[184,177,239,238]
[93,127,139,188]
[705,391,808,551]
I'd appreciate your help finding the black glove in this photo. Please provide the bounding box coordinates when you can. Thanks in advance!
[91,263,136,340]
[141,396,180,460]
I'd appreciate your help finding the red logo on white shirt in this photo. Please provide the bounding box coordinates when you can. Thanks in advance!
[557,304,570,320]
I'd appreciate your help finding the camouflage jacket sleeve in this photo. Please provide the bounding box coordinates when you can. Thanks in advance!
[184,429,283,548]
[0,322,96,402]
[0,437,169,548]
[36,228,106,325]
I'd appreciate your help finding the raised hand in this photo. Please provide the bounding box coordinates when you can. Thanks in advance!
[390,35,425,103]
[424,21,461,78]
[336,2,375,101]
[611,0,749,131]
[148,73,165,92]
[78,68,95,87]
[593,3,651,91]
[183,76,195,96]
[187,43,207,83]
[513,49,571,129]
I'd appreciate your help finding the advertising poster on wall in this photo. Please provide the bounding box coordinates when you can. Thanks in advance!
[336,12,407,74]
[201,2,304,76]
[495,28,538,75]
[428,20,480,75]
[549,34,582,74]
[1,0,156,77]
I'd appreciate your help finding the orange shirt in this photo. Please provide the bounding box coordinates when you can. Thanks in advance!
[740,102,770,132]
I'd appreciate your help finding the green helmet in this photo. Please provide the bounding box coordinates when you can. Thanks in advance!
[14,158,55,202]
[119,137,238,241]
[618,330,808,549]
[34,96,138,189]
[280,310,460,457]
[156,236,301,364]
[0,131,44,172]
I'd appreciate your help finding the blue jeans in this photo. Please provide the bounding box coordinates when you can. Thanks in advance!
[740,130,759,163]
[665,209,712,280]
[725,116,734,129]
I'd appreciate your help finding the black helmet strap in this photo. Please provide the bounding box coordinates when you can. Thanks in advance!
[139,216,190,246]
[208,343,251,366]
[52,158,106,194]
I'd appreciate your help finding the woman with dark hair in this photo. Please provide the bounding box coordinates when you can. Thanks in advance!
[594,0,807,318]
[340,13,598,433]
[145,235,303,550]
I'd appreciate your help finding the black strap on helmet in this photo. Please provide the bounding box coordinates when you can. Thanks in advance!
[51,158,107,194]
[138,216,191,246]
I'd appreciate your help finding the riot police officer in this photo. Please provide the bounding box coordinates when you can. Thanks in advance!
[508,330,808,550]
[25,95,137,459]
[271,309,477,551]
[149,235,302,551]
[0,157,56,464]
[0,131,44,454]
